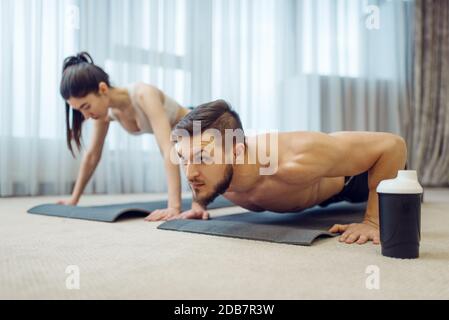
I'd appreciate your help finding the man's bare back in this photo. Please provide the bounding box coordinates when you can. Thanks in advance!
[223,134,345,212]
[223,131,389,213]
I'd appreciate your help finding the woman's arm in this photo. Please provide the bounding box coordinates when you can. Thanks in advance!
[136,85,183,218]
[59,120,109,205]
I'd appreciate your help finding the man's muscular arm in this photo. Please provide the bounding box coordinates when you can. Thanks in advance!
[328,131,408,223]
[283,131,408,244]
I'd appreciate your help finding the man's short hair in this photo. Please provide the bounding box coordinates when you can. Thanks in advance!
[173,100,244,140]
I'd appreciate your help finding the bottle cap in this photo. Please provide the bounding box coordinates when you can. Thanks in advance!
[376,170,424,194]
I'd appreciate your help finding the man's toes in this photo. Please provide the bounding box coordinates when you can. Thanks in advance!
[373,237,381,245]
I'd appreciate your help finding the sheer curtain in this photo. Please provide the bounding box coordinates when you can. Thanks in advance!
[210,0,414,134]
[0,0,414,197]
[0,0,80,197]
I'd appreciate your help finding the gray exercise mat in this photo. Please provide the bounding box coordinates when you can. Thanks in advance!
[27,196,234,222]
[158,202,366,246]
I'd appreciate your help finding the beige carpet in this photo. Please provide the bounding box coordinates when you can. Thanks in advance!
[1,190,449,300]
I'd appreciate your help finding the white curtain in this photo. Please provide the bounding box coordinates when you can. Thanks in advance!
[210,0,413,134]
[0,0,80,197]
[0,0,413,197]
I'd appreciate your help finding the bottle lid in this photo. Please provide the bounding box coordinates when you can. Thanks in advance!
[376,170,424,194]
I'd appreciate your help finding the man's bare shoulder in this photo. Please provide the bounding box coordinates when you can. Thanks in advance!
[272,130,405,181]
[246,131,330,186]
[249,131,326,148]
[267,130,399,154]
[273,131,331,160]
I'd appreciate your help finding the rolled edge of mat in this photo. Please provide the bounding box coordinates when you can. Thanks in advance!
[158,220,339,246]
[27,205,115,223]
[27,204,75,213]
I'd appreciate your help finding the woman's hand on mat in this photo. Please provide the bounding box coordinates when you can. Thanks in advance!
[144,207,181,222]
[329,222,380,245]
[168,208,210,221]
[57,199,78,206]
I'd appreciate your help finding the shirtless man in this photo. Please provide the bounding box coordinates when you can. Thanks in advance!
[171,100,408,245]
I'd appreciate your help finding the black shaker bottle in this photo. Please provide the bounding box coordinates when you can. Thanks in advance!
[376,170,423,259]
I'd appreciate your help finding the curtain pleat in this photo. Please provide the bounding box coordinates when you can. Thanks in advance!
[410,0,449,186]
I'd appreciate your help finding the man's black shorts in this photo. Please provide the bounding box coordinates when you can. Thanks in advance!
[318,171,370,207]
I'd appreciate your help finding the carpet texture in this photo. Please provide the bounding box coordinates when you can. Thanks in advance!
[1,191,449,299]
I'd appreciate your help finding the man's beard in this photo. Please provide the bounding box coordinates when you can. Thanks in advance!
[193,165,234,207]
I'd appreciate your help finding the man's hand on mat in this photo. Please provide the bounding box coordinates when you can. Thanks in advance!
[144,207,181,222]
[168,208,210,221]
[329,221,380,245]
[57,199,78,206]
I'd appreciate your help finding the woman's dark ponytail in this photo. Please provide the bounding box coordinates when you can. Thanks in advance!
[62,52,94,72]
[60,52,111,157]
